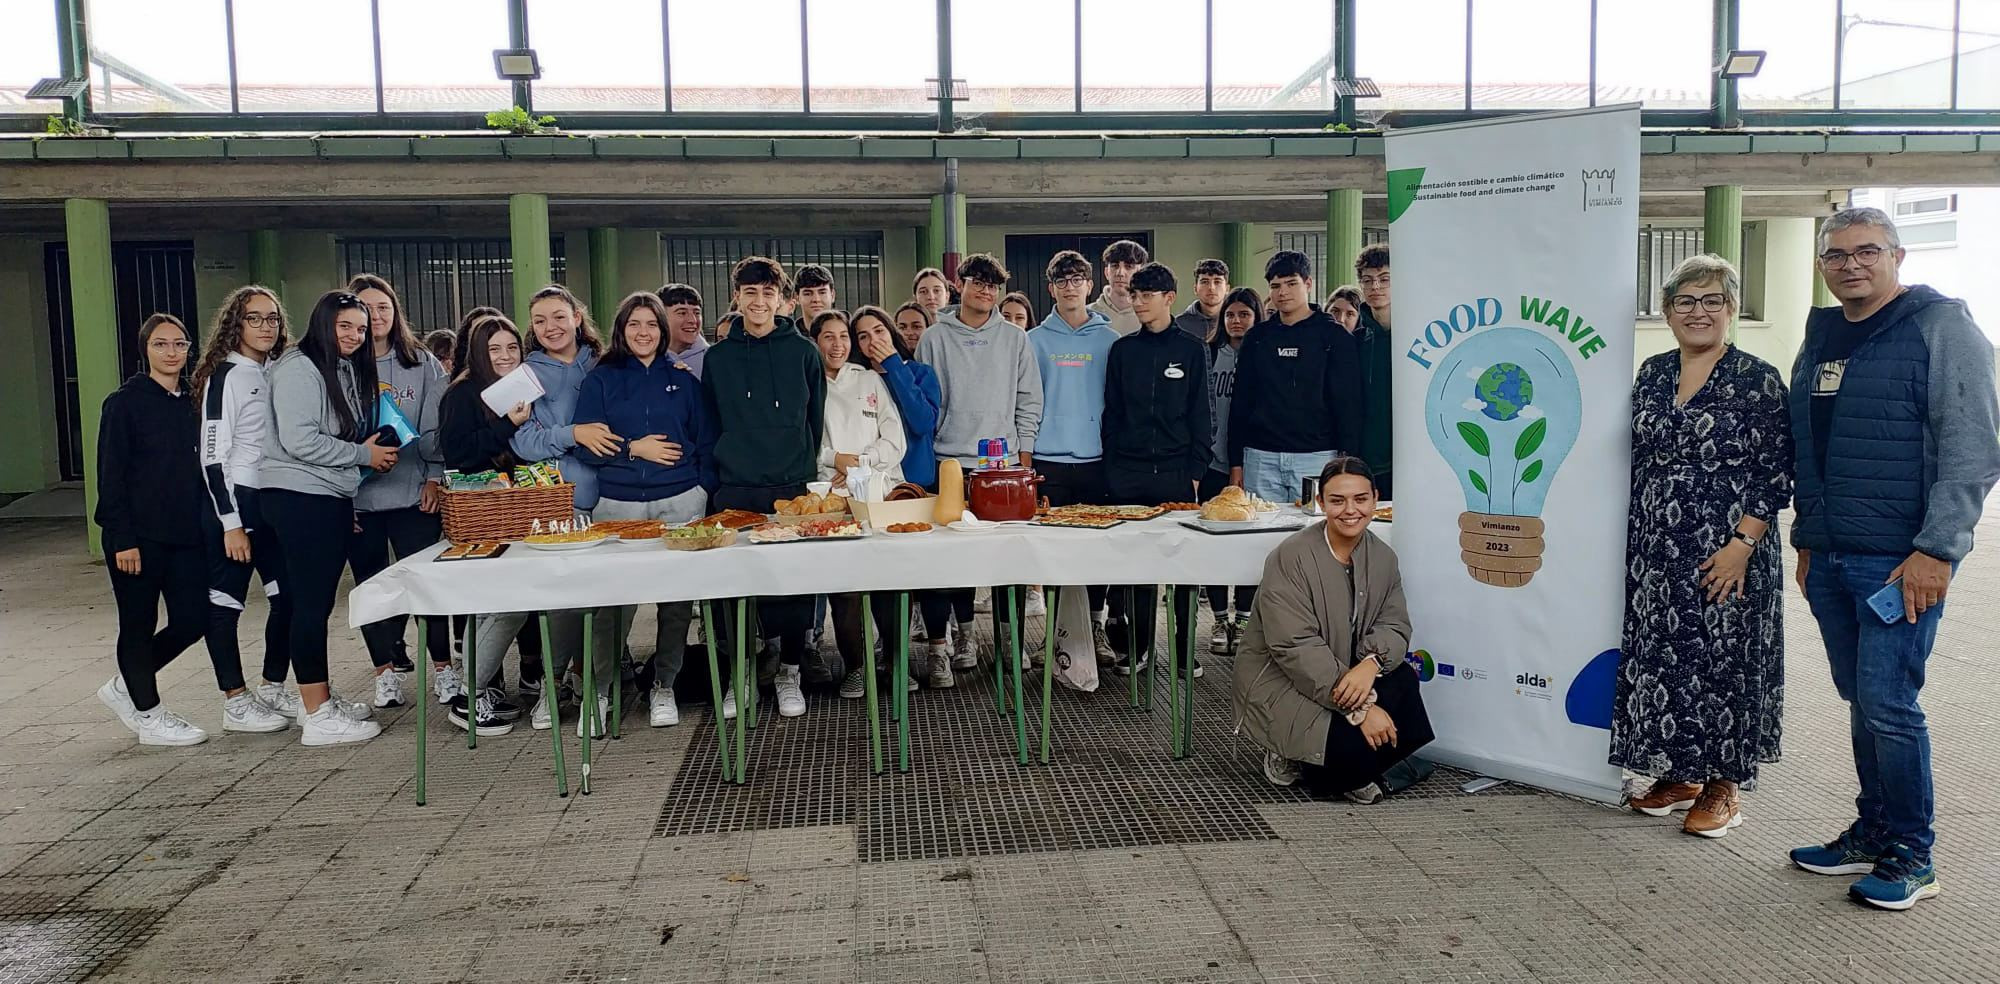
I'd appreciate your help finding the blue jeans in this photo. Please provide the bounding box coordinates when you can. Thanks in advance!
[1241,448,1337,505]
[1803,550,1949,861]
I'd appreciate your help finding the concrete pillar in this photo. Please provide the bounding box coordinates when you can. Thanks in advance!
[67,199,117,558]
[587,227,620,324]
[1327,189,1364,285]
[1223,222,1257,289]
[509,193,552,321]
[249,229,282,300]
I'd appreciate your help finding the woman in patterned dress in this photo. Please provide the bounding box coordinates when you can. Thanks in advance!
[1613,254,1794,838]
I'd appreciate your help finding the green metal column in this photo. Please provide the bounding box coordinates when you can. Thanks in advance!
[1327,189,1364,283]
[587,228,620,323]
[510,193,552,321]
[55,0,93,122]
[507,0,532,111]
[1704,185,1743,268]
[1812,216,1836,307]
[1223,222,1256,288]
[922,195,943,269]
[68,199,117,559]
[249,230,282,299]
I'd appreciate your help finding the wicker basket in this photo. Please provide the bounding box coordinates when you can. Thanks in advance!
[441,484,576,544]
[662,529,737,552]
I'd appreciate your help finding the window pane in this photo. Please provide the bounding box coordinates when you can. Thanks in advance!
[1357,0,1466,110]
[84,0,231,112]
[0,0,63,113]
[234,0,378,112]
[1594,0,1711,109]
[1960,1,2000,109]
[953,0,1073,113]
[1080,0,1204,111]
[1471,0,1589,109]
[1839,0,1955,109]
[1213,0,1336,111]
[1739,0,1833,109]
[671,0,802,112]
[533,0,665,113]
[378,0,509,112]
[806,0,933,112]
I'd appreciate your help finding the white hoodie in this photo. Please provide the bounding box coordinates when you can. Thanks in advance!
[818,363,906,484]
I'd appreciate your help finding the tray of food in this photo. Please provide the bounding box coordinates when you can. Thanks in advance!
[520,528,611,551]
[591,519,667,540]
[1178,519,1300,535]
[694,509,769,531]
[883,522,934,536]
[435,541,509,562]
[773,491,853,525]
[1159,501,1200,512]
[746,518,868,544]
[661,525,736,551]
[1044,504,1165,522]
[1373,504,1394,523]
[1035,514,1124,530]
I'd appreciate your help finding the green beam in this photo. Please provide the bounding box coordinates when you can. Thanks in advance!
[68,198,116,559]
[1811,216,1836,307]
[1327,188,1363,286]
[248,229,281,302]
[587,228,620,324]
[509,193,551,321]
[55,0,92,122]
[1223,222,1256,290]
[922,194,944,270]
[1706,184,1744,341]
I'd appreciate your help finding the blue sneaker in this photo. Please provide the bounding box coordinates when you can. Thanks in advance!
[1848,844,1939,911]
[1789,826,1882,876]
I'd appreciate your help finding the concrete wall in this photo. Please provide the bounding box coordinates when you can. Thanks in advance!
[0,238,59,493]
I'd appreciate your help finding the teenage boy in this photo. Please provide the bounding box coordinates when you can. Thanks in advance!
[917,254,1042,682]
[1102,263,1210,676]
[795,263,837,325]
[1028,249,1122,664]
[1228,250,1364,505]
[1172,258,1230,344]
[1090,239,1148,337]
[1353,245,1394,499]
[657,283,710,379]
[700,257,826,719]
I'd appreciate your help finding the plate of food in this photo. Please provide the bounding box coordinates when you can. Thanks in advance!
[661,525,736,551]
[521,528,611,551]
[1197,487,1263,524]
[748,518,868,544]
[591,519,667,541]
[1373,504,1394,523]
[773,491,852,525]
[1035,514,1124,530]
[695,509,770,531]
[883,522,934,536]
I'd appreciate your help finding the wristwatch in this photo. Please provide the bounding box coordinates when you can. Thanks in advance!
[1732,531,1759,548]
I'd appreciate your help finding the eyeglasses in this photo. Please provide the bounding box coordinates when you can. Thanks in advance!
[1050,275,1090,289]
[1818,245,1888,270]
[1358,274,1391,287]
[241,313,283,328]
[147,339,191,352]
[1668,293,1729,314]
[963,279,1002,293]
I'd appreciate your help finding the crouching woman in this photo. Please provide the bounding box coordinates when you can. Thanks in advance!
[1232,456,1433,803]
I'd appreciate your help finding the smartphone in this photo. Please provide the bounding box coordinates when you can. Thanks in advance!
[371,424,404,448]
[1865,578,1906,624]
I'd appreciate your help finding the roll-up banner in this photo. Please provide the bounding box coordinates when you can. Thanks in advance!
[1386,105,1640,802]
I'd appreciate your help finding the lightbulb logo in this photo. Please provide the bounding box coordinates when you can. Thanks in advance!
[1424,327,1581,587]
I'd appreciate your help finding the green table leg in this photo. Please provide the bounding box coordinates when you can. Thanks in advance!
[1126,587,1140,709]
[700,600,732,783]
[1039,585,1058,765]
[733,600,750,784]
[1009,587,1026,764]
[864,593,883,774]
[1167,590,1182,759]
[415,617,428,806]
[1185,587,1199,758]
[579,613,595,795]
[465,613,477,750]
[1140,587,1155,713]
[611,607,624,740]
[538,614,568,797]
[744,599,760,730]
[992,588,1008,716]
[896,592,911,772]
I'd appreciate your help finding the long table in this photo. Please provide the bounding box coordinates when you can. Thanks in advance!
[348,514,1376,803]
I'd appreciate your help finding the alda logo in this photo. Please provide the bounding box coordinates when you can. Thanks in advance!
[1514,672,1552,701]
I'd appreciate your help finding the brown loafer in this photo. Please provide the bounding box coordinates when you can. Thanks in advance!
[1629,780,1703,817]
[1682,784,1742,838]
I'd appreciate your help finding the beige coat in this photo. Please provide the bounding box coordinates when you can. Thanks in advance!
[1231,523,1411,765]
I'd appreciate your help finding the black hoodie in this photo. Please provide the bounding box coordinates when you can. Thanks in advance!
[1102,322,1212,485]
[700,315,827,489]
[95,373,203,553]
[1227,307,1365,465]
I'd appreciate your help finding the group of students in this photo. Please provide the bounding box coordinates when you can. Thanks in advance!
[94,239,1399,748]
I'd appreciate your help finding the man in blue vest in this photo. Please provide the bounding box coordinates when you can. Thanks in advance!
[1786,206,2000,911]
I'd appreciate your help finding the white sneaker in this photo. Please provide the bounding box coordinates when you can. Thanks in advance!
[373,670,405,709]
[927,644,956,689]
[254,681,302,720]
[650,687,680,726]
[223,693,289,734]
[1210,623,1231,655]
[1343,782,1385,805]
[97,677,139,734]
[774,664,806,718]
[1262,752,1301,787]
[951,624,978,671]
[134,707,207,747]
[721,686,738,721]
[324,686,374,721]
[530,691,556,730]
[1024,588,1046,618]
[302,701,382,746]
[576,694,610,740]
[433,664,466,705]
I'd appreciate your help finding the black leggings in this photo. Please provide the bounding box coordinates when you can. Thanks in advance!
[107,538,208,712]
[1198,469,1257,616]
[349,505,449,667]
[261,489,354,687]
[202,486,293,692]
[711,484,813,682]
[920,589,976,640]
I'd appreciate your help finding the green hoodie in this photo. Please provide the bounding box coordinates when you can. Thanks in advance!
[699,315,826,490]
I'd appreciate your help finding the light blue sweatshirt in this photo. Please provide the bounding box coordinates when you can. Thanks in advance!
[509,346,601,510]
[1026,308,1119,464]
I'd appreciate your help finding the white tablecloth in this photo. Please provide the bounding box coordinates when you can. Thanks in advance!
[348,517,1390,625]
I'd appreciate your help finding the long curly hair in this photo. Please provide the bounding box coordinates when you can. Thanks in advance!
[193,285,288,400]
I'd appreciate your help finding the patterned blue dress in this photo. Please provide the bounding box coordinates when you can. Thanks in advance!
[1611,346,1793,786]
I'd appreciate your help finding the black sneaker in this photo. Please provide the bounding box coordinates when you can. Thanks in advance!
[390,652,416,674]
[1112,649,1152,676]
[448,692,514,737]
[482,687,523,722]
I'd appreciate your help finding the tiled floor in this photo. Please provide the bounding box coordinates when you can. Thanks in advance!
[1,506,1997,984]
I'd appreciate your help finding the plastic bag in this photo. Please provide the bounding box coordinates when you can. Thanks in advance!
[1051,585,1100,692]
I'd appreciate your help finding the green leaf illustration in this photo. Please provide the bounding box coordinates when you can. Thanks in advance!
[1456,421,1491,456]
[1468,470,1489,495]
[1520,459,1544,484]
[1515,418,1547,460]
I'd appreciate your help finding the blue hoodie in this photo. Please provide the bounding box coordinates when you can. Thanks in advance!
[510,346,601,510]
[571,356,717,501]
[878,354,942,489]
[1027,307,1119,463]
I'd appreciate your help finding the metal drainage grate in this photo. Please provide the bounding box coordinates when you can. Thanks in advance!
[655,612,1528,863]
[0,906,166,984]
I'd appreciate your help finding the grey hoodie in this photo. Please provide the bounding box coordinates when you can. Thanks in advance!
[915,306,1043,465]
[261,348,372,499]
[354,348,446,513]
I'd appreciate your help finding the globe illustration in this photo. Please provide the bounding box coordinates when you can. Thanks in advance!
[1474,362,1535,421]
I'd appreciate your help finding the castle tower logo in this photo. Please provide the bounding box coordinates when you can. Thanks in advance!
[1581,168,1621,212]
